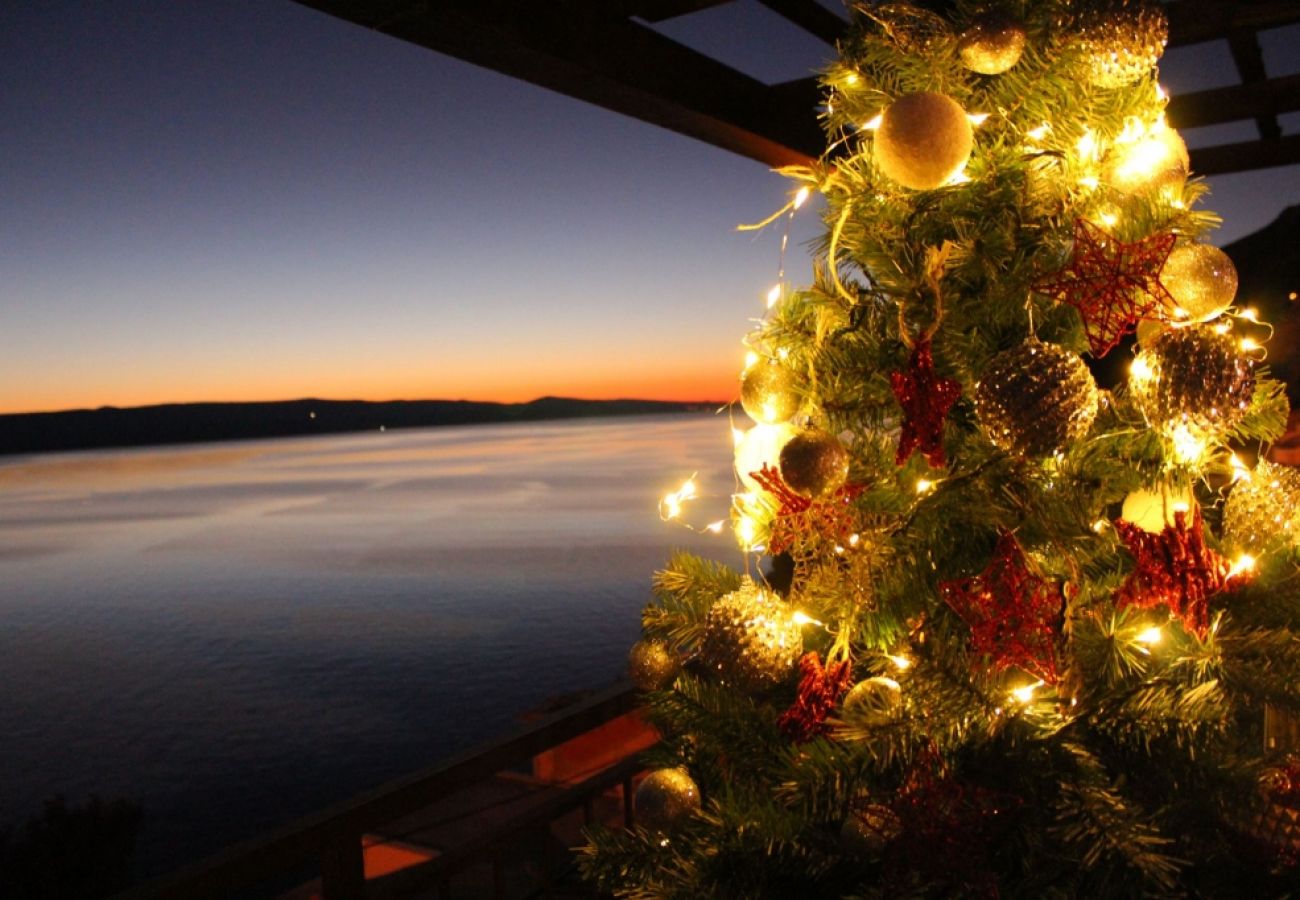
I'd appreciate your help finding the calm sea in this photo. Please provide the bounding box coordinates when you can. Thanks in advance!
[0,413,734,878]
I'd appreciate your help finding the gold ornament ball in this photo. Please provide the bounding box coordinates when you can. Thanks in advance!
[699,579,802,691]
[873,92,974,191]
[1120,484,1194,534]
[628,638,679,691]
[841,803,902,855]
[958,13,1027,75]
[1074,0,1168,89]
[975,340,1099,457]
[740,361,802,425]
[1104,124,1188,194]
[1224,459,1300,554]
[734,422,800,494]
[1162,244,1238,322]
[1130,324,1255,433]
[779,429,850,498]
[634,767,701,832]
[842,676,902,725]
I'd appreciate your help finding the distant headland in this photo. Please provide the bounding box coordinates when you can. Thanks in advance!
[0,397,720,457]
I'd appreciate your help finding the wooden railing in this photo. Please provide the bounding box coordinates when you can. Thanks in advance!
[115,681,646,900]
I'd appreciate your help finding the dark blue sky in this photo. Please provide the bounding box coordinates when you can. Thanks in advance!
[2,1,1297,413]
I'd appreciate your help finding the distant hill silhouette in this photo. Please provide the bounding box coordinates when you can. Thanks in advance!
[0,397,718,457]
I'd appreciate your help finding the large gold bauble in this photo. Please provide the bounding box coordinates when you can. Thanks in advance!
[699,579,802,691]
[1120,484,1194,534]
[1103,124,1188,194]
[873,92,974,191]
[975,340,1100,457]
[634,767,701,831]
[779,428,850,498]
[1224,459,1300,555]
[841,803,903,855]
[628,638,679,691]
[1073,0,1168,89]
[1130,325,1255,433]
[842,676,902,725]
[734,422,800,494]
[958,13,1027,75]
[1162,243,1238,322]
[740,361,801,425]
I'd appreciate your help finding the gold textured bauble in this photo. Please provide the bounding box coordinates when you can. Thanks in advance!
[1224,459,1300,554]
[1073,0,1168,89]
[1130,325,1255,433]
[958,13,1027,75]
[842,676,902,725]
[628,638,679,691]
[699,578,802,691]
[634,767,701,831]
[734,422,800,494]
[1120,484,1194,534]
[1104,124,1188,194]
[740,361,802,425]
[864,3,951,52]
[779,429,850,498]
[1162,244,1239,322]
[841,803,903,855]
[975,340,1100,457]
[873,92,974,191]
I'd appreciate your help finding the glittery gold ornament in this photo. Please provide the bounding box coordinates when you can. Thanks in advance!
[1162,243,1239,322]
[634,767,701,831]
[873,92,974,191]
[1103,123,1188,194]
[842,676,902,724]
[779,429,850,498]
[1129,324,1255,433]
[740,361,801,425]
[699,579,802,691]
[628,638,679,691]
[1120,483,1194,534]
[975,340,1100,457]
[863,2,951,52]
[841,803,903,855]
[1073,0,1168,89]
[958,13,1026,75]
[1224,459,1300,554]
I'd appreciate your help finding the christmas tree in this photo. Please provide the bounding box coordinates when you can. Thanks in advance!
[581,1,1300,896]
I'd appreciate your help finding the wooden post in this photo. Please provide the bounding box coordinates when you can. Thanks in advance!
[319,828,365,900]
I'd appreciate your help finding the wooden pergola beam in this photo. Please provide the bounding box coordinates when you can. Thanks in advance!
[1189,133,1300,176]
[1166,0,1300,48]
[1167,73,1300,130]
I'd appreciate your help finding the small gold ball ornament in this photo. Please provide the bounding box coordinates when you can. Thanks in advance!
[1130,324,1255,433]
[842,676,903,725]
[699,578,802,691]
[1224,459,1300,555]
[975,340,1100,457]
[1104,123,1188,194]
[873,92,974,191]
[1120,484,1194,534]
[841,803,903,855]
[1073,0,1168,89]
[628,638,679,691]
[779,429,850,498]
[1162,244,1239,322]
[958,13,1027,75]
[634,767,701,831]
[740,360,801,425]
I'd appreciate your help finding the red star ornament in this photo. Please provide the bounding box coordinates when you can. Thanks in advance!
[778,651,855,742]
[1035,219,1177,358]
[890,337,961,468]
[940,532,1063,684]
[1115,504,1250,638]
[749,463,865,555]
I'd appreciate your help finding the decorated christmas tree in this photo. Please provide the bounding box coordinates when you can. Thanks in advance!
[581,1,1300,895]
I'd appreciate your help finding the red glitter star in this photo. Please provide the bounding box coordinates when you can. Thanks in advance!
[1115,505,1249,638]
[940,533,1063,684]
[1035,219,1177,357]
[749,464,864,555]
[778,651,854,742]
[890,337,961,468]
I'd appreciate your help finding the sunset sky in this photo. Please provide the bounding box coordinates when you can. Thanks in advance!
[3,1,1298,415]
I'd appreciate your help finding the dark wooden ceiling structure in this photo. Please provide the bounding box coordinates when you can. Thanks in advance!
[293,0,1300,176]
